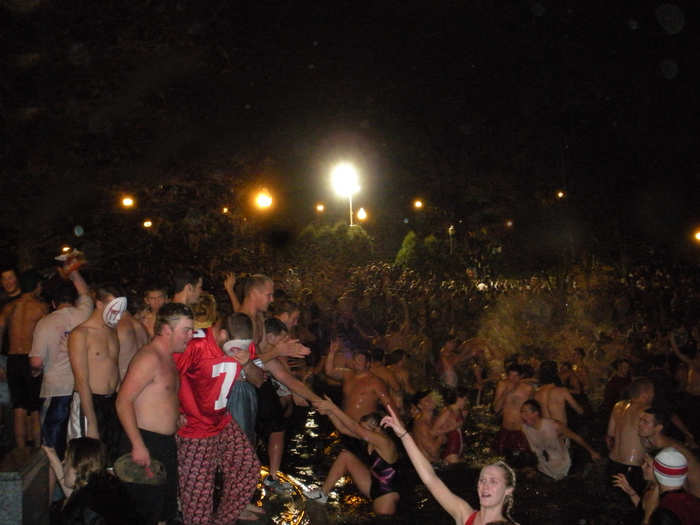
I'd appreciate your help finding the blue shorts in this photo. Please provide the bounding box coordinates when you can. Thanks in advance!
[41,395,72,459]
[227,380,258,445]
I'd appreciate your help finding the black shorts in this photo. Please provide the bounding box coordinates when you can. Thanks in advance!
[7,355,42,411]
[257,379,291,436]
[119,428,178,525]
[41,395,72,459]
[608,459,645,496]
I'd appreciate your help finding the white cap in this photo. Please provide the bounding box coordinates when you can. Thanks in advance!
[653,447,688,488]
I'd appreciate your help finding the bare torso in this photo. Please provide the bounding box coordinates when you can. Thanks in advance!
[7,295,47,355]
[342,371,386,421]
[387,363,412,394]
[412,411,445,463]
[502,382,533,431]
[74,320,120,395]
[133,345,180,435]
[609,400,648,466]
[117,311,149,380]
[371,365,400,393]
[135,309,156,339]
[535,384,571,425]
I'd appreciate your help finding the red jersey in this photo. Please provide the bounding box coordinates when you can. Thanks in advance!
[174,328,240,438]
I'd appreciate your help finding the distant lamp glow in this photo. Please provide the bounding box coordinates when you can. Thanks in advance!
[506,219,514,228]
[694,229,700,243]
[255,189,273,209]
[356,207,367,221]
[414,199,423,209]
[61,245,71,253]
[556,190,566,199]
[222,207,229,214]
[121,196,135,208]
[331,162,360,225]
[143,220,153,228]
[316,203,325,212]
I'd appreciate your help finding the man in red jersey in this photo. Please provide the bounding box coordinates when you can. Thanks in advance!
[174,299,260,525]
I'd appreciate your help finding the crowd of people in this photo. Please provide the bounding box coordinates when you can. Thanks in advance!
[0,255,699,525]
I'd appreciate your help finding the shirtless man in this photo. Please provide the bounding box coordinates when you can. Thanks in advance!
[0,266,21,307]
[171,268,204,306]
[534,360,583,426]
[117,309,149,380]
[325,341,394,422]
[493,364,534,458]
[410,390,446,463]
[386,349,415,398]
[638,408,700,498]
[68,284,126,461]
[135,283,168,339]
[116,302,193,525]
[606,378,654,495]
[369,347,403,411]
[0,270,47,449]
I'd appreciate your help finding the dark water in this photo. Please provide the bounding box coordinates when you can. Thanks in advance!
[253,405,636,525]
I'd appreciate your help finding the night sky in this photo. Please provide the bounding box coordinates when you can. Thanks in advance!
[1,1,698,263]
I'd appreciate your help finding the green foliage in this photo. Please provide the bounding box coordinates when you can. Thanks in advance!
[395,231,446,273]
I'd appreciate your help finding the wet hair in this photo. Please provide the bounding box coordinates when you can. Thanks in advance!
[265,317,288,336]
[370,347,385,364]
[94,283,124,303]
[629,377,654,399]
[481,460,518,524]
[154,303,193,335]
[171,268,202,296]
[144,282,168,295]
[65,437,108,490]
[359,411,385,428]
[53,281,77,305]
[19,269,42,293]
[644,408,670,431]
[273,299,299,316]
[521,399,542,415]
[538,361,562,386]
[243,274,272,299]
[225,312,253,340]
[386,349,406,365]
[505,364,523,376]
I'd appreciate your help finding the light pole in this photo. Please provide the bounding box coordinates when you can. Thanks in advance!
[448,225,455,255]
[331,162,360,226]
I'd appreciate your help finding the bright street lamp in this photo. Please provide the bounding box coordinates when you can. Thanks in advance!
[413,199,423,209]
[143,219,153,228]
[255,189,272,209]
[316,203,325,212]
[556,190,566,199]
[357,207,367,221]
[121,196,135,208]
[693,229,700,243]
[331,162,360,226]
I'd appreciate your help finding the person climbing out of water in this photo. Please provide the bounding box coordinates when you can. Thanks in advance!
[305,396,400,515]
[381,404,520,524]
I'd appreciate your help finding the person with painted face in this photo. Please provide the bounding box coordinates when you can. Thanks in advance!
[68,284,127,462]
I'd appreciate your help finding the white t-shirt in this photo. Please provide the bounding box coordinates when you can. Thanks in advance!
[29,294,93,397]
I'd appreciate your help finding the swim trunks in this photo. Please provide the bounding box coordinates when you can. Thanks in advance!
[441,429,464,459]
[257,379,290,437]
[493,427,531,454]
[68,392,122,463]
[228,379,258,445]
[369,450,399,500]
[119,428,178,525]
[40,395,72,458]
[6,354,42,411]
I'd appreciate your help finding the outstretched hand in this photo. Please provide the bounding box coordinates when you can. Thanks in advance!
[380,404,407,437]
[277,337,311,358]
[314,395,336,415]
[224,273,236,293]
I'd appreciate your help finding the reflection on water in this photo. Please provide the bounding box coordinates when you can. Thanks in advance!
[269,405,637,525]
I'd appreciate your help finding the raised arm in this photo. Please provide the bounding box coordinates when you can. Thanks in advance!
[381,406,472,524]
[68,328,99,439]
[115,351,157,467]
[223,273,241,312]
[324,339,347,381]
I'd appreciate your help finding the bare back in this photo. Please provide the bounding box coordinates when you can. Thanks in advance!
[117,311,149,380]
[342,372,388,421]
[132,345,180,435]
[7,295,47,355]
[502,382,533,430]
[535,384,574,425]
[412,412,445,463]
[608,400,648,466]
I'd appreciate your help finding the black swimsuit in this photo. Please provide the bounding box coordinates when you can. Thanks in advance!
[369,450,398,500]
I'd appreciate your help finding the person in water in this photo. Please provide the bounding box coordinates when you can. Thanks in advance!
[306,395,400,515]
[381,405,519,525]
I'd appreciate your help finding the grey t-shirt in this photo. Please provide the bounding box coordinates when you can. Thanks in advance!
[29,294,93,397]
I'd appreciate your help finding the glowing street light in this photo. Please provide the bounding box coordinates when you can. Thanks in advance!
[413,199,423,209]
[357,207,367,221]
[331,162,360,226]
[222,207,229,214]
[316,203,325,212]
[121,196,135,208]
[693,229,700,243]
[506,219,514,228]
[556,190,566,199]
[61,245,71,253]
[143,219,153,228]
[255,189,273,209]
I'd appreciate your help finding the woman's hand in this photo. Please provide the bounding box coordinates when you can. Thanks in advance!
[612,473,636,496]
[380,404,408,437]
